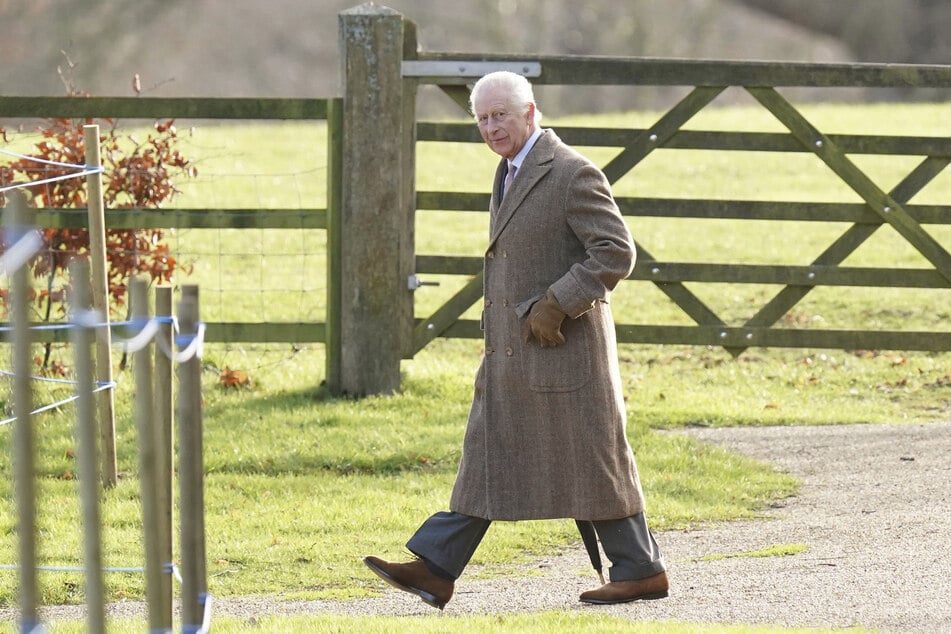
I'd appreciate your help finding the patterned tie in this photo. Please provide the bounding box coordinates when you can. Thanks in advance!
[503,162,517,200]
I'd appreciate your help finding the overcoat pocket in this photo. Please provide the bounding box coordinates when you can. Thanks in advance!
[522,318,591,392]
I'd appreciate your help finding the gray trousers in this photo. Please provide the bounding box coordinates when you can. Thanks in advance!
[406,511,665,582]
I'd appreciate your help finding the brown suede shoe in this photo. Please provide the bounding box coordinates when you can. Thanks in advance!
[363,556,454,610]
[579,570,669,604]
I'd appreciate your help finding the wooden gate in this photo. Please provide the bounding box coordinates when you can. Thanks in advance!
[401,43,951,358]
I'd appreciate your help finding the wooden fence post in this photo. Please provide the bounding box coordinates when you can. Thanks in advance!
[400,17,419,360]
[153,285,174,625]
[4,192,40,632]
[334,3,412,395]
[131,277,167,632]
[83,124,117,488]
[68,260,105,634]
[325,97,343,392]
[178,285,207,631]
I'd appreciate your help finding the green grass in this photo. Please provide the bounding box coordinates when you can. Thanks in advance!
[698,543,810,562]
[41,613,880,634]
[1,101,949,631]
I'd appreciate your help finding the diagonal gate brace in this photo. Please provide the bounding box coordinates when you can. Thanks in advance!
[747,87,951,286]
[411,270,484,356]
[602,86,726,184]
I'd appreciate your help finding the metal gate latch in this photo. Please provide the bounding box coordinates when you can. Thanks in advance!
[407,274,440,291]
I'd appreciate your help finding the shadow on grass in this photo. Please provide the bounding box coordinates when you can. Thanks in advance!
[204,449,452,477]
[199,382,464,478]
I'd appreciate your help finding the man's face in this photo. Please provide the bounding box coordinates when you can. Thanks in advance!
[473,85,535,161]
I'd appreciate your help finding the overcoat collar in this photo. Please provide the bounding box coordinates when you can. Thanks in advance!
[488,129,557,248]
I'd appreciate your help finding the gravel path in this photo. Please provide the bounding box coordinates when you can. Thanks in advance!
[6,421,950,632]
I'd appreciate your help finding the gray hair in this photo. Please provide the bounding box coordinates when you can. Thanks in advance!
[469,71,543,123]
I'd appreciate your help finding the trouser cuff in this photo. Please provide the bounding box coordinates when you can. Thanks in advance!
[608,557,667,582]
[419,556,457,581]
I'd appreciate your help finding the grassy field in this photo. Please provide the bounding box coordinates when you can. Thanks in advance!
[0,101,949,631]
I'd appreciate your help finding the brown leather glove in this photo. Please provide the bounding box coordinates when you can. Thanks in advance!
[526,289,567,347]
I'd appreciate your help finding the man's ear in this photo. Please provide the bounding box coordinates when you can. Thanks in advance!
[526,102,536,126]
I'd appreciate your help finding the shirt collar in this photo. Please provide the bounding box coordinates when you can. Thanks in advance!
[509,127,543,171]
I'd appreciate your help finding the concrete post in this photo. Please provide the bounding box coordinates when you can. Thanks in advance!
[334,3,411,395]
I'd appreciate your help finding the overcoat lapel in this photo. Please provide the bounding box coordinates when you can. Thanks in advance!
[487,130,556,249]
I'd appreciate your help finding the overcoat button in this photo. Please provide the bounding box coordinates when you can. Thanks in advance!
[485,348,494,356]
[487,251,495,259]
[505,347,513,356]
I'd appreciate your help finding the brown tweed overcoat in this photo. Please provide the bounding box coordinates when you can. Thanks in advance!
[449,130,647,521]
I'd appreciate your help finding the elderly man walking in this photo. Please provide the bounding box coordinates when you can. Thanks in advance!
[364,71,667,609]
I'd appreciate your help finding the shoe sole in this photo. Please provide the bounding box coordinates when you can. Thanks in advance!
[363,557,447,610]
[580,590,669,605]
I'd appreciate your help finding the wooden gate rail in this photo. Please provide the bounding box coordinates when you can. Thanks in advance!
[419,121,951,157]
[405,51,951,356]
[31,208,327,230]
[404,54,951,88]
[0,96,328,120]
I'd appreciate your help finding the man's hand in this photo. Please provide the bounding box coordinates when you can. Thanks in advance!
[526,290,567,347]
